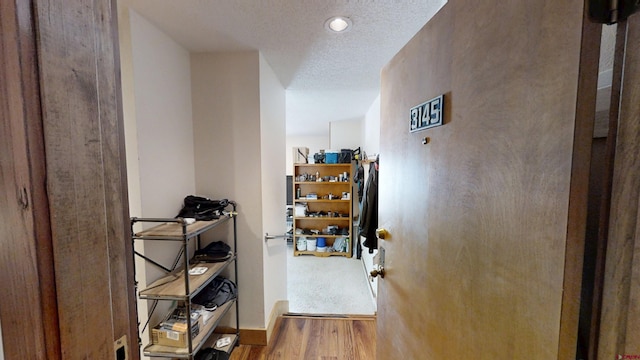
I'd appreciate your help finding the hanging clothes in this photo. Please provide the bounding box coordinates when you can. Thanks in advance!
[354,163,365,202]
[359,159,378,253]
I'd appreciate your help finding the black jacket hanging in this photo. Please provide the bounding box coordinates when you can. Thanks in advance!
[359,161,378,252]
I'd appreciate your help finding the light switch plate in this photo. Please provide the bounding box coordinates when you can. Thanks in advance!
[114,335,128,360]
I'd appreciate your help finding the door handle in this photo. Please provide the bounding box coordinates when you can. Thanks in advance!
[376,228,389,239]
[264,233,288,242]
[369,266,385,281]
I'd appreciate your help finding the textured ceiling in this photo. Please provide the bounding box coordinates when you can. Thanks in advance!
[124,0,447,135]
[123,1,616,135]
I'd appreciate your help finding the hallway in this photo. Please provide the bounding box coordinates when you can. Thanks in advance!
[286,245,376,315]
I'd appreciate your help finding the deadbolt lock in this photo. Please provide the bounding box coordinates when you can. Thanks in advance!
[375,228,389,239]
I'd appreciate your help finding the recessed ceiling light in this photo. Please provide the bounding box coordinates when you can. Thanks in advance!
[325,16,352,33]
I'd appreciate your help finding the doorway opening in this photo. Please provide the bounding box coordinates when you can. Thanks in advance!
[576,22,617,360]
[284,164,377,316]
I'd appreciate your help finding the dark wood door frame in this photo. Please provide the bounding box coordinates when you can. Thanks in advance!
[0,1,61,358]
[0,0,139,359]
[592,13,640,359]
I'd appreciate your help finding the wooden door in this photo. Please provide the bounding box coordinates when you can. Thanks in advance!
[596,12,640,359]
[377,1,599,359]
[0,1,60,358]
[0,0,138,359]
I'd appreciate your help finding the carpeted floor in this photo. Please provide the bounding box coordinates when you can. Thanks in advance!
[287,245,376,315]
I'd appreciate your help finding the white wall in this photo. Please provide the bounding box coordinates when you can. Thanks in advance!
[285,135,330,175]
[330,117,363,150]
[191,52,265,328]
[362,94,381,158]
[259,53,288,326]
[122,8,196,353]
[129,10,196,219]
[117,5,150,356]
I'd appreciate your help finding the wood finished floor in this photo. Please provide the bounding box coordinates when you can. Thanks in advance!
[229,315,376,360]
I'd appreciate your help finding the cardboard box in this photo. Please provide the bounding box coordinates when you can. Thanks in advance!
[293,147,309,164]
[151,307,202,348]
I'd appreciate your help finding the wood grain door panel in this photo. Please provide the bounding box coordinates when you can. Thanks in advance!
[1,1,138,359]
[33,0,138,358]
[0,1,60,358]
[377,1,598,358]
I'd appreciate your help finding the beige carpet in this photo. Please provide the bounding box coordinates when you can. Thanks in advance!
[287,245,376,315]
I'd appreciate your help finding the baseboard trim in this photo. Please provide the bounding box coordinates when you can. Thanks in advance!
[267,300,289,343]
[215,300,289,346]
[238,328,267,346]
[283,313,377,321]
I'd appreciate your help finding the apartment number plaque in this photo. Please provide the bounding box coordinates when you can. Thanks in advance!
[409,94,444,133]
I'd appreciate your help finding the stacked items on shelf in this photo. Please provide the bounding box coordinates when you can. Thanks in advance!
[293,163,353,257]
[131,198,240,359]
[152,306,202,348]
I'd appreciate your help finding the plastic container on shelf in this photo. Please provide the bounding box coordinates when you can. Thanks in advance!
[325,150,339,164]
[306,238,317,251]
[296,237,307,251]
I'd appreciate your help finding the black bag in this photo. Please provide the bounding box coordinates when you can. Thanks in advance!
[339,149,353,163]
[195,347,229,360]
[192,277,237,310]
[176,196,229,221]
[192,241,232,263]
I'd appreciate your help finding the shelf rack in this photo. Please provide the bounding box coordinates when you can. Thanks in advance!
[131,201,239,359]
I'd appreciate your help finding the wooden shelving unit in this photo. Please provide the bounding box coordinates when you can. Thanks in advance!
[293,163,353,257]
[131,203,239,359]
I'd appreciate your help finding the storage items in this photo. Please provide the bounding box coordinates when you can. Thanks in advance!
[316,237,326,247]
[333,237,349,252]
[152,306,202,347]
[296,237,307,251]
[306,238,317,251]
[293,163,353,257]
[325,150,339,164]
[293,147,309,164]
[339,149,353,163]
[131,201,239,359]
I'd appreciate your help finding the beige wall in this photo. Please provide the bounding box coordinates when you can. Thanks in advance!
[191,52,266,328]
[362,94,381,157]
[120,6,196,354]
[330,118,363,150]
[121,10,287,334]
[129,10,196,218]
[259,53,288,326]
[116,5,150,356]
[129,6,196,303]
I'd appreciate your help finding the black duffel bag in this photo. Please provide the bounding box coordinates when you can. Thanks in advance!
[192,241,232,263]
[339,149,353,163]
[192,277,237,311]
[176,196,229,221]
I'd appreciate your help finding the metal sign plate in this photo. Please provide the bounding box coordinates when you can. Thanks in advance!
[410,94,444,133]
